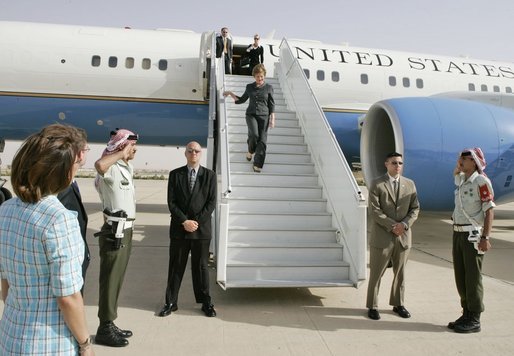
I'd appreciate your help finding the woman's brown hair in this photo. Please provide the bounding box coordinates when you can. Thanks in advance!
[11,124,87,203]
[252,63,266,77]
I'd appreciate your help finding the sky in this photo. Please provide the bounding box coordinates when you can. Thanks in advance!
[2,0,514,62]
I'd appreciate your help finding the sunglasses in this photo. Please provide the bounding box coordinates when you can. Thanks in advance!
[187,148,201,154]
[390,161,403,165]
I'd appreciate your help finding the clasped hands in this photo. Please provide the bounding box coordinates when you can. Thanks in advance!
[391,222,406,236]
[182,220,199,232]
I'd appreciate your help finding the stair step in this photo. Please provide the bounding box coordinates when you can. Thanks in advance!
[229,125,301,136]
[229,198,326,213]
[230,161,315,174]
[230,151,312,164]
[230,173,318,186]
[229,185,322,199]
[229,213,332,229]
[221,280,353,288]
[229,133,304,145]
[227,247,343,263]
[227,108,298,118]
[229,142,308,154]
[225,264,351,286]
[228,116,299,127]
[228,228,337,244]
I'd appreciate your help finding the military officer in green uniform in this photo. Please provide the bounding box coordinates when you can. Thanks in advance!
[449,147,495,333]
[94,129,139,347]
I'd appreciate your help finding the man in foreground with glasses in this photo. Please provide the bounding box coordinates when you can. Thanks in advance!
[158,141,217,318]
[366,152,420,320]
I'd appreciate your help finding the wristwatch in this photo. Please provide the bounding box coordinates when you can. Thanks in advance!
[480,236,490,240]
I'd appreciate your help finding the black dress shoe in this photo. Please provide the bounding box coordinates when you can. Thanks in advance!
[158,303,178,317]
[111,322,133,338]
[95,323,129,347]
[393,306,411,318]
[368,308,380,320]
[202,303,217,317]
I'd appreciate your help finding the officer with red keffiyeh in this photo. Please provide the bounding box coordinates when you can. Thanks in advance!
[94,128,138,347]
[449,147,495,334]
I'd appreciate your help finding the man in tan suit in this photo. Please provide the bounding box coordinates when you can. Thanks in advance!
[366,152,420,320]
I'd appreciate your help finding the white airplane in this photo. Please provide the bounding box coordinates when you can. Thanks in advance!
[1,20,514,209]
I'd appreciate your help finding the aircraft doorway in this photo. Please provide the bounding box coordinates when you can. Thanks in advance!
[232,44,252,76]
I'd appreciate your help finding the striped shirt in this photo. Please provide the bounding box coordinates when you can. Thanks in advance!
[0,195,84,355]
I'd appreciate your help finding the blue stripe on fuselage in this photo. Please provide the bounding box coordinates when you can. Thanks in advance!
[0,95,209,146]
[325,111,362,165]
[0,95,363,165]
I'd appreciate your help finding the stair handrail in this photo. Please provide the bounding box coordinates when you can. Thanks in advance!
[214,54,231,288]
[276,39,367,284]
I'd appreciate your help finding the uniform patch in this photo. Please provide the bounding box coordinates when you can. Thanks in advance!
[479,184,493,201]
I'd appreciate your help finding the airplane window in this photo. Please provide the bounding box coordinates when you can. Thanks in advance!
[481,84,488,92]
[125,57,134,69]
[468,83,476,91]
[389,76,396,86]
[403,77,410,88]
[303,69,310,79]
[507,87,513,94]
[159,60,168,71]
[361,74,368,84]
[493,85,500,93]
[317,70,325,81]
[416,78,424,89]
[91,55,101,67]
[142,58,151,70]
[331,71,339,82]
[108,56,118,68]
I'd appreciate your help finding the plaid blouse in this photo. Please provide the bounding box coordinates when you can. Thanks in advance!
[0,195,84,355]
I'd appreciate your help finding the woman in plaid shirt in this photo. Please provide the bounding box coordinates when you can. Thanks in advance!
[0,124,94,355]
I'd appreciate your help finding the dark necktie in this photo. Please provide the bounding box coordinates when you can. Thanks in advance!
[190,169,196,192]
[394,179,399,200]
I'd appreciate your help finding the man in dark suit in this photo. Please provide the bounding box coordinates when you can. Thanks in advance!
[158,141,217,318]
[58,182,90,286]
[57,141,90,295]
[366,152,420,320]
[215,26,233,74]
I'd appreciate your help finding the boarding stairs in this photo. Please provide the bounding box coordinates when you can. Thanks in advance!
[217,74,355,288]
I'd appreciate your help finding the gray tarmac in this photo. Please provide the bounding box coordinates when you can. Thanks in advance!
[1,177,513,356]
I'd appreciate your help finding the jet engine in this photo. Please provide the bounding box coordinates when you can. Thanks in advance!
[360,97,514,210]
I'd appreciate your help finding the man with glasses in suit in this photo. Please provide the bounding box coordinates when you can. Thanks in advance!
[158,141,217,318]
[366,152,420,320]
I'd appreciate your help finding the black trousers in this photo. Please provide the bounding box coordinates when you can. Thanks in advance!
[224,54,232,74]
[164,239,211,305]
[246,113,269,168]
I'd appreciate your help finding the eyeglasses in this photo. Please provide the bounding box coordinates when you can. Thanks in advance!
[187,148,201,154]
[390,161,403,165]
